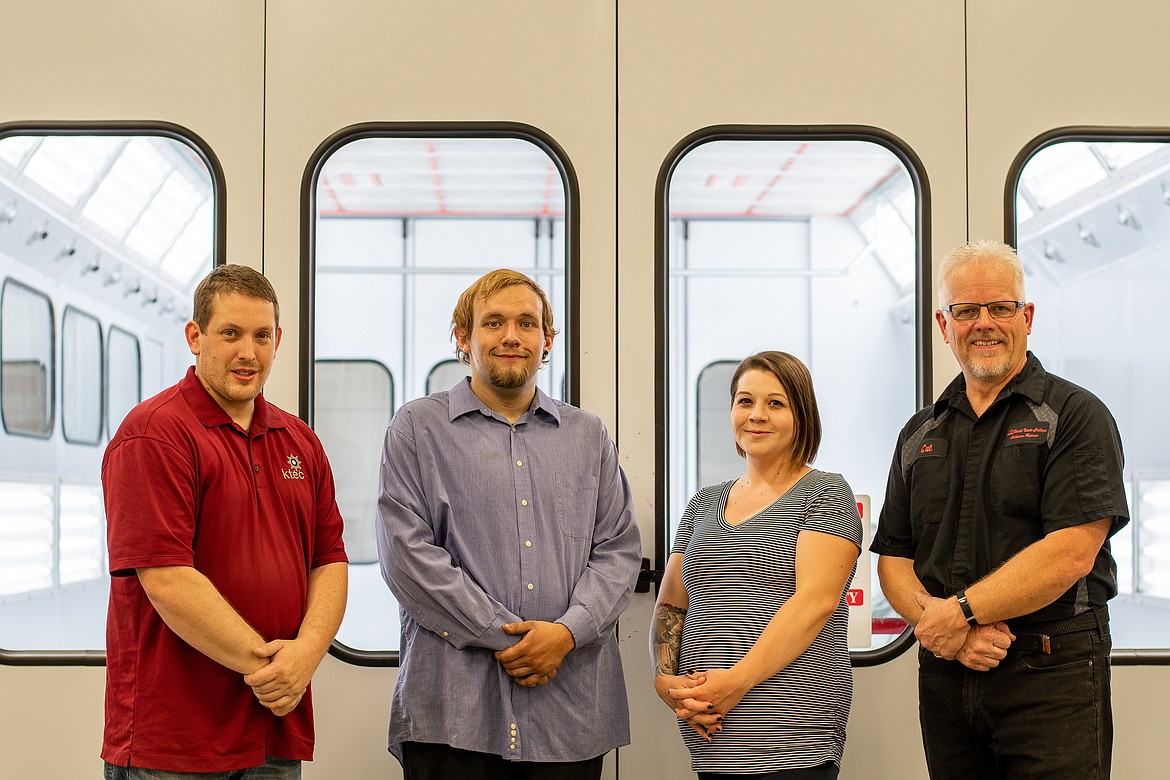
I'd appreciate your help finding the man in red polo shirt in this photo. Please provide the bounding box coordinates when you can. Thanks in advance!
[101,264,348,779]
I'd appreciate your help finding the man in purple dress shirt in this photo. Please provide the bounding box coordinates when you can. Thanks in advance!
[377,268,642,780]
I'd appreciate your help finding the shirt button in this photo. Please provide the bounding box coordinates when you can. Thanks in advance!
[509,745,516,751]
[524,540,532,548]
[515,460,523,467]
[253,465,259,473]
[442,631,449,637]
[511,729,517,736]
[510,723,517,729]
[521,499,528,506]
[527,583,534,590]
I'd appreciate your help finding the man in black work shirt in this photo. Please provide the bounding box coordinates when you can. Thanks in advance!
[872,239,1128,780]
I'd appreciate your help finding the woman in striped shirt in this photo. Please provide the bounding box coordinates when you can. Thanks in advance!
[651,351,862,779]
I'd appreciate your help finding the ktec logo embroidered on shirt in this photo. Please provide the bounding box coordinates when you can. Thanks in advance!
[282,453,306,480]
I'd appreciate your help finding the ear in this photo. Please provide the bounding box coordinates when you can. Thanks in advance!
[185,320,202,356]
[1022,302,1035,335]
[542,330,554,358]
[454,327,471,357]
[273,326,283,354]
[934,309,950,344]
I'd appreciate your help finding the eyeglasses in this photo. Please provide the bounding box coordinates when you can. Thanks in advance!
[941,301,1026,321]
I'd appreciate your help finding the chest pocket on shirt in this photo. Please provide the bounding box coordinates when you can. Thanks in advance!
[989,441,1046,517]
[555,473,598,539]
[907,440,950,534]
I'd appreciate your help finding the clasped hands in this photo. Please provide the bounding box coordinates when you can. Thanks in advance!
[913,590,1015,671]
[495,620,575,688]
[243,638,319,717]
[654,667,750,742]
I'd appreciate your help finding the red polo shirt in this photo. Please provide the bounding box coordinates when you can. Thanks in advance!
[101,367,347,772]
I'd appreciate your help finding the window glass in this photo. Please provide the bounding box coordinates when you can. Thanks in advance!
[1,281,54,437]
[665,134,923,652]
[311,131,571,656]
[107,327,141,437]
[0,129,215,655]
[427,359,470,395]
[62,307,103,444]
[314,360,396,651]
[1014,136,1170,649]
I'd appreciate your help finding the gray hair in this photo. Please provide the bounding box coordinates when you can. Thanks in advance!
[937,240,1025,306]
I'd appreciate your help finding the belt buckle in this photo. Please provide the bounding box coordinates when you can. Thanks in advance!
[1040,634,1051,654]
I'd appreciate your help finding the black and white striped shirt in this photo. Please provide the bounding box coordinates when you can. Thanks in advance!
[672,470,862,773]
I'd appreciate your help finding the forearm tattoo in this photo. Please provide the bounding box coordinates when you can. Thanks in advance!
[651,602,687,676]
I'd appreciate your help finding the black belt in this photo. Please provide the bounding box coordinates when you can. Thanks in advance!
[1010,606,1108,654]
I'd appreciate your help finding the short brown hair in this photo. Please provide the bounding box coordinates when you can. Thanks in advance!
[192,264,280,331]
[729,351,821,465]
[451,269,559,365]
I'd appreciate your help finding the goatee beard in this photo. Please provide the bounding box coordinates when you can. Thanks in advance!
[488,363,532,390]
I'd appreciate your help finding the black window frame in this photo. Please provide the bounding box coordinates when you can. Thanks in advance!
[653,125,933,667]
[300,122,581,667]
[1005,125,1170,667]
[0,120,226,667]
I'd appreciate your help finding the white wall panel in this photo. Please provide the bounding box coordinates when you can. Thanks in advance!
[0,2,263,775]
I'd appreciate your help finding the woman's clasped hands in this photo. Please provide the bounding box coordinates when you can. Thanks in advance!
[655,667,752,742]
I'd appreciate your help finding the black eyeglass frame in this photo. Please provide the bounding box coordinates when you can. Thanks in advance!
[940,300,1027,321]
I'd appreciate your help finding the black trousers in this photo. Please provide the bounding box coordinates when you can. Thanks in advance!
[918,625,1112,779]
[400,742,604,780]
[699,762,840,780]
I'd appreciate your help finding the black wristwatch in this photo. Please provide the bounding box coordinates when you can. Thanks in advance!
[955,590,978,626]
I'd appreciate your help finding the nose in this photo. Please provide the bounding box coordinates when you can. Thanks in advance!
[500,323,521,345]
[236,336,259,361]
[748,403,768,422]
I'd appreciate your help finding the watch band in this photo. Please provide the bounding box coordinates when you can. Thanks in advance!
[956,590,978,626]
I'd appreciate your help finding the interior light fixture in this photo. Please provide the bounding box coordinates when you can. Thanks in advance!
[0,199,16,224]
[57,240,77,261]
[1117,204,1142,230]
[1043,240,1064,262]
[1077,222,1099,247]
[26,219,49,244]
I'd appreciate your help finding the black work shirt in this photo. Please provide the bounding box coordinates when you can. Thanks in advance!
[871,352,1129,626]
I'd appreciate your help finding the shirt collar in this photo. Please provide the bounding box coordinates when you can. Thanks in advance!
[933,350,1046,418]
[447,375,561,426]
[179,366,282,434]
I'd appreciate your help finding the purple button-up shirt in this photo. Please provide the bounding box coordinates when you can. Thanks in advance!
[377,378,641,762]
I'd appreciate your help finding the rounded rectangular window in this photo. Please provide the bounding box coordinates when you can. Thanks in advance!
[0,126,217,657]
[62,307,103,444]
[1,280,54,437]
[1012,133,1170,652]
[106,326,142,437]
[307,126,575,658]
[662,130,927,653]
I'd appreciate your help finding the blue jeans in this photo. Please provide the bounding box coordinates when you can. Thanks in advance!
[918,626,1112,780]
[103,757,300,780]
